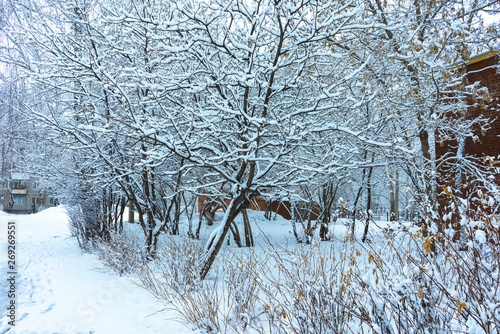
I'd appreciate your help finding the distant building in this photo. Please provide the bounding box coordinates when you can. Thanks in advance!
[1,172,57,214]
[197,192,320,221]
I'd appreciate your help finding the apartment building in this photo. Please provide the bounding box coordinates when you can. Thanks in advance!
[1,172,57,214]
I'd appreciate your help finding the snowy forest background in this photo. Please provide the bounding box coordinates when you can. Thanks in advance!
[1,0,500,332]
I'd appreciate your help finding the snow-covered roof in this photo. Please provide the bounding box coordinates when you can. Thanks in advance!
[447,49,499,70]
[11,172,29,180]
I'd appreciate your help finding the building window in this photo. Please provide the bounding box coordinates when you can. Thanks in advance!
[12,180,27,189]
[13,196,26,206]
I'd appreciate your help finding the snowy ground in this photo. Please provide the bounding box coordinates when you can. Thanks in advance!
[0,207,195,334]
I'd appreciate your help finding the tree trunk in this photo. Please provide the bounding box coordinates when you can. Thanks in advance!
[352,152,368,237]
[264,201,272,220]
[128,200,135,224]
[230,221,242,247]
[242,209,254,247]
[145,226,155,260]
[362,165,374,243]
[289,199,302,243]
[319,181,339,241]
[351,181,365,237]
[419,128,435,242]
[389,170,399,222]
[184,193,195,239]
[118,197,126,233]
[200,191,249,280]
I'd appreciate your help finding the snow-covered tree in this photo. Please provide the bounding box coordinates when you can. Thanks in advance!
[3,0,498,277]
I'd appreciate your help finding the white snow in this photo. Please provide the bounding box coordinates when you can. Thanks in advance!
[475,229,487,244]
[1,204,488,333]
[0,207,195,334]
[10,172,28,181]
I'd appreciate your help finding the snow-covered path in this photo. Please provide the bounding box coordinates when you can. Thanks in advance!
[0,207,192,334]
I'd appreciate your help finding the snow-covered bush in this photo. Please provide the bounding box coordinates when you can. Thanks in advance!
[65,180,108,250]
[252,219,499,333]
[223,250,268,332]
[94,229,146,276]
[136,185,500,333]
[257,241,355,333]
[66,204,93,251]
[424,184,500,333]
[137,237,226,332]
[140,237,205,295]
